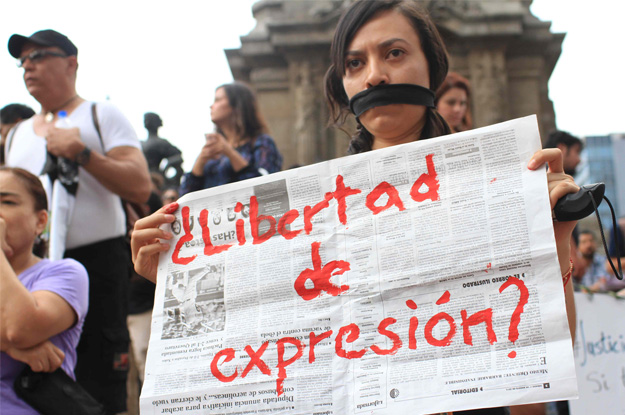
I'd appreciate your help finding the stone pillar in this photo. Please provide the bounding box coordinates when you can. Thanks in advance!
[468,48,509,127]
[291,58,323,166]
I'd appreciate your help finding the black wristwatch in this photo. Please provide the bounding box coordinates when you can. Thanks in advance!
[75,146,91,166]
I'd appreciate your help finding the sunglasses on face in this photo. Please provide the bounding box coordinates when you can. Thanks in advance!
[17,50,68,67]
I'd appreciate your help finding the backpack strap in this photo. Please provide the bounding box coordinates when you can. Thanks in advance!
[90,102,105,152]
[4,119,24,159]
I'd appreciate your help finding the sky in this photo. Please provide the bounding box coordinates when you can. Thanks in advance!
[1,0,624,171]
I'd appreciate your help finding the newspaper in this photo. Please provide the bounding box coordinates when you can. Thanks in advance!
[140,115,578,414]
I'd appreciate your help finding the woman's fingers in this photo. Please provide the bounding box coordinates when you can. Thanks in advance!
[130,203,179,283]
[547,175,580,209]
[527,148,564,173]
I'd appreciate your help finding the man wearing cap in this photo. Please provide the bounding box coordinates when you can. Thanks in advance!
[5,29,151,414]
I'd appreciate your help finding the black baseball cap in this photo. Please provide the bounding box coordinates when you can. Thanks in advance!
[8,29,78,58]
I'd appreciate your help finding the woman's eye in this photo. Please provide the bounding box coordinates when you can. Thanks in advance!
[388,49,404,59]
[346,59,362,70]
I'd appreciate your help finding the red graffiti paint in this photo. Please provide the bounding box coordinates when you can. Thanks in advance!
[250,196,277,244]
[199,209,233,256]
[303,195,332,235]
[366,181,406,214]
[370,317,402,355]
[172,206,198,265]
[328,174,361,224]
[406,299,419,350]
[410,153,440,202]
[461,308,497,346]
[234,202,246,245]
[436,290,451,305]
[210,348,238,382]
[209,276,532,395]
[277,209,302,240]
[294,242,350,301]
[335,324,367,359]
[424,312,456,347]
[276,337,304,396]
[241,342,271,378]
[499,276,529,358]
[308,330,333,363]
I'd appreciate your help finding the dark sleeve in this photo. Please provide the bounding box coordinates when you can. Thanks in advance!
[608,224,625,257]
[234,135,283,181]
[179,171,204,196]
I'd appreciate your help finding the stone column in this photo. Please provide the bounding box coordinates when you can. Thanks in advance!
[468,48,509,127]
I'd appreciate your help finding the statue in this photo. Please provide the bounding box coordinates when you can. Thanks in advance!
[141,112,183,189]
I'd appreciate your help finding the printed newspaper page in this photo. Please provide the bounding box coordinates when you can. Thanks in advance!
[140,115,578,414]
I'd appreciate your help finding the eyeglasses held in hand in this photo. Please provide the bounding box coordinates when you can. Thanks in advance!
[17,50,68,67]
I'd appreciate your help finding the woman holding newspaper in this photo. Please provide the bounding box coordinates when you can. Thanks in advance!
[131,1,578,414]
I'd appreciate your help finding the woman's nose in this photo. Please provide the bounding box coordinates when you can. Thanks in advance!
[365,60,389,88]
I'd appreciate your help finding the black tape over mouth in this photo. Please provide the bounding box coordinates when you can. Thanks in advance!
[348,84,436,118]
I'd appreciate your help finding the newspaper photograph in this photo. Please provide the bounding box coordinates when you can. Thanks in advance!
[140,115,578,414]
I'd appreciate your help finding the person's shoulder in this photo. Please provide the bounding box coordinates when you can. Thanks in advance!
[254,133,278,146]
[44,258,88,278]
[91,100,127,119]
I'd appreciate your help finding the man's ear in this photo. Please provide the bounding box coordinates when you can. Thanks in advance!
[556,143,568,154]
[66,55,79,75]
[35,209,48,235]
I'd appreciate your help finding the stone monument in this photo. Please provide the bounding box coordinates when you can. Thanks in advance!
[226,0,564,168]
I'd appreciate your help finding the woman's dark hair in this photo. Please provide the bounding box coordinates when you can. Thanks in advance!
[217,82,269,142]
[435,71,473,131]
[0,167,48,257]
[324,0,451,154]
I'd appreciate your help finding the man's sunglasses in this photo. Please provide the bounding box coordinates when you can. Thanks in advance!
[17,50,68,67]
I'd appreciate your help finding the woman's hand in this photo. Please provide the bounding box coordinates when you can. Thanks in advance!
[191,133,232,176]
[6,340,65,372]
[130,203,178,283]
[204,133,231,158]
[0,217,12,258]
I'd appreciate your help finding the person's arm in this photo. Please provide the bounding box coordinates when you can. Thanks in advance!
[0,255,77,350]
[234,135,283,181]
[80,145,151,203]
[5,340,65,373]
[191,133,250,177]
[131,203,179,283]
[45,124,151,204]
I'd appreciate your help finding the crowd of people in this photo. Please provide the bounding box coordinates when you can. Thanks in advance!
[0,1,623,415]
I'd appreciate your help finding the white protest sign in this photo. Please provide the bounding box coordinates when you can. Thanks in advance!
[141,116,577,414]
[570,293,625,414]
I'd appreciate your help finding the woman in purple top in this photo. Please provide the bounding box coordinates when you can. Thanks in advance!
[0,167,89,415]
[180,82,283,195]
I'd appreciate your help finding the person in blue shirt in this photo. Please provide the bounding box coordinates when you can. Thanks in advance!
[180,82,283,195]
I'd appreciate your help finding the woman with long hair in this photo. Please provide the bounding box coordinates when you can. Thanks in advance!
[435,71,473,133]
[179,82,283,195]
[132,2,578,414]
[0,167,88,414]
[323,2,576,413]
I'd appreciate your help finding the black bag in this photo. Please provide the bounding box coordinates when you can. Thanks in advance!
[14,366,106,415]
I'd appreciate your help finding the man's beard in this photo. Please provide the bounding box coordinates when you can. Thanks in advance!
[564,166,577,176]
[581,251,594,261]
